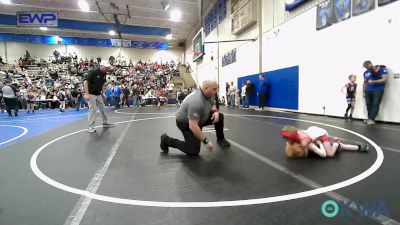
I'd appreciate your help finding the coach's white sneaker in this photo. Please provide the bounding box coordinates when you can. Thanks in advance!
[366,119,376,125]
[87,127,97,133]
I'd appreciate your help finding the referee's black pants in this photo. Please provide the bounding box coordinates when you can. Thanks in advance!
[165,112,225,156]
[4,98,18,116]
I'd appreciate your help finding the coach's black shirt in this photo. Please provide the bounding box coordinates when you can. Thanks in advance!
[86,69,106,95]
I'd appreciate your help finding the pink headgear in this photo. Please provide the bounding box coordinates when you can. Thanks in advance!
[280,130,300,144]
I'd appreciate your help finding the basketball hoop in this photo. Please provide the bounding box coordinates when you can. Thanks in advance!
[187,50,201,56]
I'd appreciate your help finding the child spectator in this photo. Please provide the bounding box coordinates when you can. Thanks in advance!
[341,75,357,120]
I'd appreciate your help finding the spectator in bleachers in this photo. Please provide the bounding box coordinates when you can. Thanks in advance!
[24,50,31,61]
[22,75,30,87]
[1,52,183,114]
[104,86,113,107]
[75,88,86,111]
[121,84,130,108]
[113,83,122,109]
[58,89,66,112]
[166,80,174,98]
[131,84,140,107]
[26,87,36,113]
[19,85,28,110]
[37,79,47,92]
[157,87,167,109]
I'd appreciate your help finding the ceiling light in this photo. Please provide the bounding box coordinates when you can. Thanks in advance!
[39,27,48,31]
[78,0,89,12]
[109,30,116,36]
[0,0,11,4]
[161,0,170,11]
[170,9,181,22]
[166,34,172,40]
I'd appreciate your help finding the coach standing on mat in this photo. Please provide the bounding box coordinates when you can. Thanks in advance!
[84,64,114,133]
[362,60,388,125]
[160,80,231,156]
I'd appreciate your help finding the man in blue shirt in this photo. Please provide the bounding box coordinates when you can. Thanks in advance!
[104,86,113,107]
[362,60,388,125]
[256,74,270,111]
[113,83,122,109]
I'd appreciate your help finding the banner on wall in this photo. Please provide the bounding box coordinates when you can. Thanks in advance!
[218,0,227,23]
[352,0,375,16]
[316,0,335,30]
[110,39,132,47]
[0,33,169,50]
[222,48,236,67]
[378,0,398,6]
[333,0,351,22]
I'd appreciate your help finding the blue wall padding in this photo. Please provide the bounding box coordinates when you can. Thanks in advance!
[237,66,299,110]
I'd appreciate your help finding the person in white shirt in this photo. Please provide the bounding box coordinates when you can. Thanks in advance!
[229,81,236,107]
[54,80,62,89]
[145,89,154,98]
[166,80,174,98]
[37,80,47,92]
[24,76,32,85]
[58,89,66,112]
[19,85,28,109]
[145,89,156,105]
[241,82,247,108]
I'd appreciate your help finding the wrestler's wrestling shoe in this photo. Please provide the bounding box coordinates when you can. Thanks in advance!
[359,144,370,152]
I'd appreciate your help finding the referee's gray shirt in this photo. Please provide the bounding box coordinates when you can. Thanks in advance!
[176,89,215,126]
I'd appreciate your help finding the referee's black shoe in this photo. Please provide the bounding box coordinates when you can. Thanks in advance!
[160,133,169,153]
[217,139,231,148]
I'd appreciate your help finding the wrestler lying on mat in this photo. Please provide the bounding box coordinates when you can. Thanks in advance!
[280,125,369,158]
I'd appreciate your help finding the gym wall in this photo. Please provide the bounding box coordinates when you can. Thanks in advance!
[186,0,400,123]
[0,42,5,60]
[262,1,400,122]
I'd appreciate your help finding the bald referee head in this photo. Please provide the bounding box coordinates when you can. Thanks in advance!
[202,80,218,98]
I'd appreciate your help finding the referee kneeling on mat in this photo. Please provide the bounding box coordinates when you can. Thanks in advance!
[160,80,230,156]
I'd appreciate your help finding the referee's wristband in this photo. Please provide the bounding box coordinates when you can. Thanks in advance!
[202,137,209,145]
